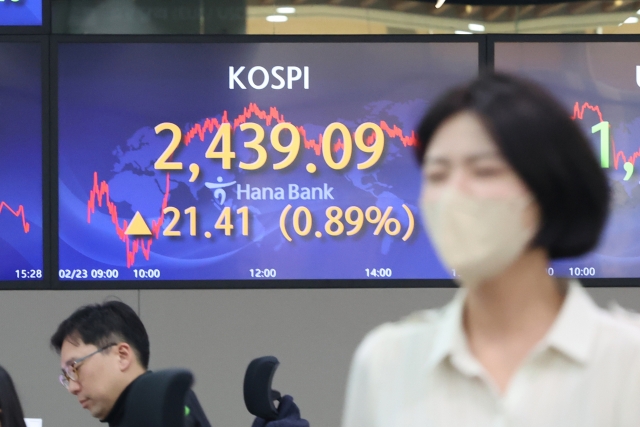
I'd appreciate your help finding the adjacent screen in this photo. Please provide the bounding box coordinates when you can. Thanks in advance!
[57,41,478,282]
[0,0,42,27]
[0,41,43,281]
[496,41,640,279]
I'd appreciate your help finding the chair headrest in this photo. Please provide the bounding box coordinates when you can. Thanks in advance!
[243,356,281,421]
[122,369,194,427]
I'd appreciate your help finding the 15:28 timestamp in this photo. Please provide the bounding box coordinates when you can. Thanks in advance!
[15,269,43,279]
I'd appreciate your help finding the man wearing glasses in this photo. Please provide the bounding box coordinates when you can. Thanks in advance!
[50,300,211,427]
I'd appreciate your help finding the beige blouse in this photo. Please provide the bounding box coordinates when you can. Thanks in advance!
[342,281,640,427]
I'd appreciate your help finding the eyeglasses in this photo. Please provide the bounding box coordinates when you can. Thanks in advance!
[59,343,116,389]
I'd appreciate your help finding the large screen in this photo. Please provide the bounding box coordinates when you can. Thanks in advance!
[0,0,42,27]
[56,39,478,283]
[0,40,44,281]
[495,40,640,279]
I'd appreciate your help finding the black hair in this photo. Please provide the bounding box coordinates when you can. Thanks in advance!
[415,72,609,259]
[50,300,150,369]
[0,366,27,427]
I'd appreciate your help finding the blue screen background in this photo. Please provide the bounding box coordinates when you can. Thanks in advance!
[497,42,640,278]
[0,42,43,280]
[58,42,478,281]
[0,0,43,27]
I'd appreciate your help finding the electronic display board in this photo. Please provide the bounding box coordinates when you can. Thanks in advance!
[0,39,44,283]
[495,38,640,280]
[55,37,479,284]
[0,0,43,28]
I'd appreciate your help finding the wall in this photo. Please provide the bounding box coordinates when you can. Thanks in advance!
[1,286,639,427]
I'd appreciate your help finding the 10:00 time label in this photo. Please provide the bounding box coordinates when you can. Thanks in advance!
[133,269,161,279]
[569,267,596,276]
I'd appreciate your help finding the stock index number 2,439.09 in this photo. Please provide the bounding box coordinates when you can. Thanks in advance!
[153,120,386,173]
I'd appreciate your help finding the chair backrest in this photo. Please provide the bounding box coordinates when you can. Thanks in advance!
[243,356,281,421]
[122,369,194,427]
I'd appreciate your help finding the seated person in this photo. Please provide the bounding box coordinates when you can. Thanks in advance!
[50,301,211,427]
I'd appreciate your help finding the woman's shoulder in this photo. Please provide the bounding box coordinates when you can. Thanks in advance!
[354,304,450,362]
[595,303,640,351]
[564,282,640,358]
[573,297,640,376]
[607,302,640,330]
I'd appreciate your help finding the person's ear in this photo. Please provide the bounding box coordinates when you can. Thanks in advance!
[115,342,135,372]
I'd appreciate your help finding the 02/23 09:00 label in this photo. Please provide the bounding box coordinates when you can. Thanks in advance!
[58,269,120,279]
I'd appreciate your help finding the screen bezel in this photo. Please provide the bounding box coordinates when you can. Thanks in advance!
[487,33,640,68]
[0,35,50,290]
[0,0,50,35]
[50,34,485,289]
[489,34,640,288]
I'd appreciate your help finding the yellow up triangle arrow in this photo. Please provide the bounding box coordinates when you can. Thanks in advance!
[125,211,152,236]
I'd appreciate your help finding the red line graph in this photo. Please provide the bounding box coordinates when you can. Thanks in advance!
[183,102,417,155]
[0,201,30,233]
[572,101,604,122]
[572,101,640,169]
[87,172,170,268]
[87,102,416,267]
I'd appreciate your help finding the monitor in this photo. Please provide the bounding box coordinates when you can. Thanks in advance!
[494,36,640,282]
[55,36,480,286]
[0,38,45,286]
[0,0,43,29]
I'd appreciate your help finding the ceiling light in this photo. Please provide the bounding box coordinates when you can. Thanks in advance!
[468,23,485,32]
[624,16,639,24]
[436,0,446,8]
[455,30,472,35]
[266,15,288,23]
[276,7,296,14]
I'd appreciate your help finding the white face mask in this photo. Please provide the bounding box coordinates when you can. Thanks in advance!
[421,188,538,287]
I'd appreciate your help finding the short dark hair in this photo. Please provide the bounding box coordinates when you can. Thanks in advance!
[50,301,150,369]
[0,365,27,427]
[415,72,609,259]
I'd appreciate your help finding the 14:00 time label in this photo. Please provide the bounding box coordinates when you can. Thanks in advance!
[365,268,392,278]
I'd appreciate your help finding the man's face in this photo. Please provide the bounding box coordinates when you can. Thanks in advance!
[60,339,123,420]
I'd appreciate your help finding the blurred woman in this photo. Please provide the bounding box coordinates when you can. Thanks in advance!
[342,73,640,427]
[0,366,27,427]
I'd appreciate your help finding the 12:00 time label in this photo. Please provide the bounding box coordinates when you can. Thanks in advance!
[249,269,276,278]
